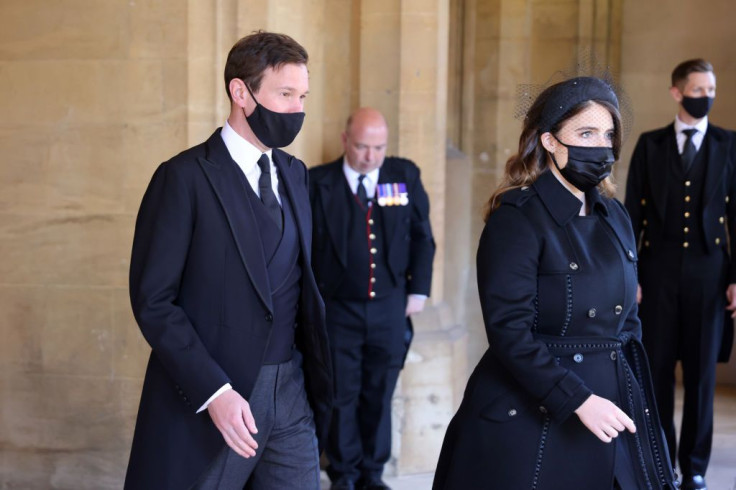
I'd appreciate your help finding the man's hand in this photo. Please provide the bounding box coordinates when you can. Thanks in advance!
[207,389,259,458]
[726,283,736,318]
[636,284,642,304]
[405,295,426,316]
[574,394,636,443]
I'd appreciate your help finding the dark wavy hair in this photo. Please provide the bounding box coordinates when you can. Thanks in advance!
[484,83,622,220]
[224,31,308,100]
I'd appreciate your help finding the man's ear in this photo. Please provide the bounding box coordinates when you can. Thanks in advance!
[669,85,684,104]
[229,78,249,107]
[540,132,556,154]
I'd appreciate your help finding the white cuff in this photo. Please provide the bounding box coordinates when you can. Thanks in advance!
[196,383,232,413]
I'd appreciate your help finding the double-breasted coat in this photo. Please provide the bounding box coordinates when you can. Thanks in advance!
[433,171,677,489]
[124,130,333,490]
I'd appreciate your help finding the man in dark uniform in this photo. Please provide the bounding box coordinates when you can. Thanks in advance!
[309,107,435,490]
[125,31,332,490]
[625,58,736,490]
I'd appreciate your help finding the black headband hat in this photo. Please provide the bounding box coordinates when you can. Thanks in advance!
[539,76,619,132]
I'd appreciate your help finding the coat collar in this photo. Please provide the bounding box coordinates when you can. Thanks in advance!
[196,129,302,313]
[533,170,608,227]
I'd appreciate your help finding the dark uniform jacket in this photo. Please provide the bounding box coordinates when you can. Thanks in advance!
[124,130,333,490]
[309,156,435,300]
[625,123,736,361]
[434,171,676,489]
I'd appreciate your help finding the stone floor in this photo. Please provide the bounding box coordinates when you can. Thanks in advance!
[322,385,736,489]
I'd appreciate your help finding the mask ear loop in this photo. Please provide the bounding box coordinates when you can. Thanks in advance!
[241,83,259,120]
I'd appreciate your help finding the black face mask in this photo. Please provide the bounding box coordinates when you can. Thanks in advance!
[550,137,615,192]
[243,84,305,148]
[681,96,714,119]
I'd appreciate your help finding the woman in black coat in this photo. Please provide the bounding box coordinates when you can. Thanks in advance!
[433,77,678,489]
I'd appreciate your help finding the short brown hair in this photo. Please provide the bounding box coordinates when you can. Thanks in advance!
[671,59,713,89]
[224,31,308,100]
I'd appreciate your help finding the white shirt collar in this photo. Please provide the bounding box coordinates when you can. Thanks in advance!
[342,158,380,197]
[674,114,708,135]
[221,120,272,172]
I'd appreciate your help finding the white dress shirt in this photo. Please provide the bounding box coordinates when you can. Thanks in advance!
[674,114,708,154]
[342,159,379,200]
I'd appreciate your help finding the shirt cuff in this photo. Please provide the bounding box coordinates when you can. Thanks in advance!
[196,383,233,413]
[408,294,428,301]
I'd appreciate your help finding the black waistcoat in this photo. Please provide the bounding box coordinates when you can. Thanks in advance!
[336,180,392,300]
[242,175,301,364]
[663,140,708,252]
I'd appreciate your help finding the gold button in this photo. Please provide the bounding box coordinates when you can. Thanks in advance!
[716,238,721,245]
[684,227,689,234]
[370,277,376,283]
[370,247,377,254]
[684,212,690,218]
[644,240,650,247]
[720,217,725,224]
[368,219,375,225]
[371,263,376,269]
[685,196,691,202]
[685,180,691,187]
[369,233,376,240]
[369,291,376,298]
[641,198,647,205]
[643,219,648,226]
[683,242,689,248]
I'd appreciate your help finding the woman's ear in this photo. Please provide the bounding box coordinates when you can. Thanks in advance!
[540,132,556,154]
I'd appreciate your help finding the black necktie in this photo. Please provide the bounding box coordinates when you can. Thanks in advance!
[681,128,698,172]
[256,154,283,232]
[357,174,369,208]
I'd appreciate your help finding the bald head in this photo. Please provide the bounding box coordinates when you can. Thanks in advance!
[342,107,389,173]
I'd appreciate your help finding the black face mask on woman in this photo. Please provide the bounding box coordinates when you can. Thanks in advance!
[243,84,305,148]
[549,137,615,193]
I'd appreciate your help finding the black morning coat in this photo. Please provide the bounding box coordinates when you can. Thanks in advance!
[625,122,736,362]
[124,130,333,490]
[309,156,435,301]
[433,171,677,489]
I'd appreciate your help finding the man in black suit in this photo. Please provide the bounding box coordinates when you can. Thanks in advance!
[625,58,736,490]
[125,31,332,490]
[310,108,435,490]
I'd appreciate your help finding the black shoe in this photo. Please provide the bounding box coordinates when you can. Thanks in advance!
[358,478,391,490]
[331,478,356,490]
[681,474,707,490]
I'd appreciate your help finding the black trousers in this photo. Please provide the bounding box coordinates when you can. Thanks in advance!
[324,292,408,483]
[638,244,727,476]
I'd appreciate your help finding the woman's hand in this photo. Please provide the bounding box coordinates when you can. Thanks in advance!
[574,394,636,443]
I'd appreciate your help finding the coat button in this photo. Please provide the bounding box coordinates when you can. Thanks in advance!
[508,409,517,417]
[641,198,647,205]
[371,263,376,269]
[369,233,376,240]
[614,305,623,315]
[685,180,691,187]
[370,247,377,254]
[368,219,375,225]
[684,227,689,234]
[573,353,584,363]
[627,250,635,259]
[683,242,689,248]
[643,219,648,226]
[720,216,725,224]
[684,211,690,218]
[644,241,650,247]
[521,186,529,191]
[369,291,376,298]
[370,277,376,283]
[610,351,618,361]
[569,262,578,271]
[587,308,597,318]
[265,313,273,322]
[716,238,721,245]
[539,406,548,414]
[684,195,691,202]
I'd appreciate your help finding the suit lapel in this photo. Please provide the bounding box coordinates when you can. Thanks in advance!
[648,125,676,220]
[317,161,349,268]
[702,125,727,208]
[272,149,311,262]
[197,130,273,312]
